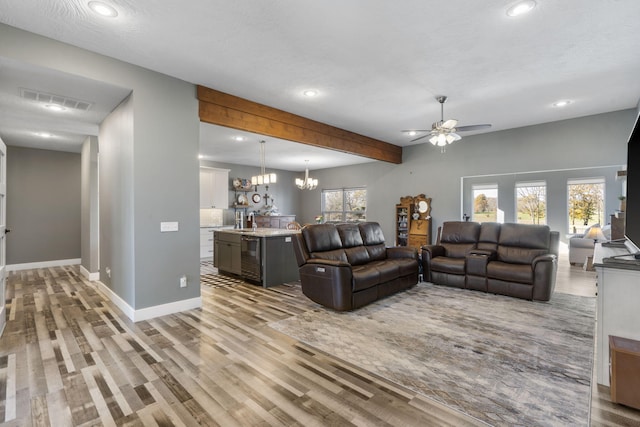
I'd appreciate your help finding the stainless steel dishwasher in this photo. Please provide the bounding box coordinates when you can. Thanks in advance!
[240,235,261,282]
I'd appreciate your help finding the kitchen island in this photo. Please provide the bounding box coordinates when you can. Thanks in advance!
[214,228,300,287]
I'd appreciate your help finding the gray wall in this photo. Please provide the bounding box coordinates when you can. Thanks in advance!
[298,109,636,245]
[81,136,99,274]
[200,159,302,225]
[99,95,135,303]
[7,146,81,264]
[1,24,200,311]
[462,166,623,242]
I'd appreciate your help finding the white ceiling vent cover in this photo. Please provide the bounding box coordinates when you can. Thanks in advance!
[20,88,93,111]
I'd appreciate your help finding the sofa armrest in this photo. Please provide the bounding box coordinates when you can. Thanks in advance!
[306,258,351,267]
[532,253,557,267]
[422,245,445,259]
[466,250,496,276]
[468,249,496,258]
[421,245,444,282]
[298,262,353,311]
[387,246,418,260]
[532,254,558,301]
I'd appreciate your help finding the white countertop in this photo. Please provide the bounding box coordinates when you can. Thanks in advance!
[216,228,300,237]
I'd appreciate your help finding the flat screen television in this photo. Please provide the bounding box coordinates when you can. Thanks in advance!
[624,110,640,255]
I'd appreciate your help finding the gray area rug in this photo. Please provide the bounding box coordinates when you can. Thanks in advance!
[269,283,595,426]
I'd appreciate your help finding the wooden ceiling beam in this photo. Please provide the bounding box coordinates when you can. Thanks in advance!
[197,85,402,164]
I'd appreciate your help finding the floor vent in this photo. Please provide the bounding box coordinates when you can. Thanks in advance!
[20,88,93,111]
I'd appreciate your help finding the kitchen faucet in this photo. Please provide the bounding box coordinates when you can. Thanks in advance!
[248,212,257,231]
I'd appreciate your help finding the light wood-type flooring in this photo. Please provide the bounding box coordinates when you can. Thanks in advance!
[0,253,639,426]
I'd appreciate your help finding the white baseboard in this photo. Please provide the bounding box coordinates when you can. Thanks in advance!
[93,280,202,322]
[133,297,202,322]
[80,265,100,281]
[7,258,81,272]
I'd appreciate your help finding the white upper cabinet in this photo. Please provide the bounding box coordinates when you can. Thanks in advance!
[200,168,229,209]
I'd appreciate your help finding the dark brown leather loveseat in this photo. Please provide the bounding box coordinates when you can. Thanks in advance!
[292,222,419,311]
[422,221,559,301]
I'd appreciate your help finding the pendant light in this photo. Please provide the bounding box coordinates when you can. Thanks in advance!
[251,140,277,186]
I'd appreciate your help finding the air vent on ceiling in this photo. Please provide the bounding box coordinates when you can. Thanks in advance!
[20,88,93,111]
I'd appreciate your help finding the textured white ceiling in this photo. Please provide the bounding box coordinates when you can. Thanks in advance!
[1,0,639,169]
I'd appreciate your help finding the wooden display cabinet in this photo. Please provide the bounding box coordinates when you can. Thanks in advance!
[395,194,432,250]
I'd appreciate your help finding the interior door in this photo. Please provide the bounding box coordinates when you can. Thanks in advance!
[0,139,6,336]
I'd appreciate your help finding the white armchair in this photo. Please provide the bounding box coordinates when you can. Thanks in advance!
[569,224,611,265]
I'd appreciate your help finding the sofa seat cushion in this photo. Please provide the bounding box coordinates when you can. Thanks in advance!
[430,256,466,275]
[389,258,419,276]
[351,265,380,291]
[369,260,400,282]
[487,261,532,284]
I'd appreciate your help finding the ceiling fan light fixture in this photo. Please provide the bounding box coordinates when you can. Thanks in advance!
[506,0,536,17]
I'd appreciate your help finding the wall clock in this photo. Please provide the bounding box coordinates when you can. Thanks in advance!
[252,193,262,204]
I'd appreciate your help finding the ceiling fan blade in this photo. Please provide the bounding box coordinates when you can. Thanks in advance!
[410,134,432,143]
[456,124,492,132]
[441,119,458,129]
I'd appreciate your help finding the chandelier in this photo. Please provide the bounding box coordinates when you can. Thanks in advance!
[251,140,277,186]
[295,160,318,190]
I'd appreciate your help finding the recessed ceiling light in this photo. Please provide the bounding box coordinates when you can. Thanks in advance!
[233,136,245,141]
[406,131,418,136]
[303,89,318,97]
[553,100,572,107]
[45,104,66,112]
[88,1,118,17]
[506,0,536,17]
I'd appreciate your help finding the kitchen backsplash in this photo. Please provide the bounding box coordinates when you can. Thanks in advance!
[200,208,224,226]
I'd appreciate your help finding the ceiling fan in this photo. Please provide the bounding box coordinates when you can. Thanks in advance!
[405,96,491,149]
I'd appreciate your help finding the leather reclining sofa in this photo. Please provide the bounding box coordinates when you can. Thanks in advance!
[292,222,419,311]
[422,221,559,301]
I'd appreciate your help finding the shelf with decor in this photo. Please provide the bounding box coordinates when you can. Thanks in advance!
[395,194,432,250]
[231,177,253,210]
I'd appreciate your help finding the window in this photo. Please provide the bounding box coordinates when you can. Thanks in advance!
[516,181,547,224]
[567,178,605,234]
[321,187,366,222]
[472,184,498,223]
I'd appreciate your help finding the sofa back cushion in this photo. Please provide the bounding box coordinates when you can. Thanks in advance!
[497,223,551,264]
[359,222,387,261]
[440,221,480,258]
[337,223,370,265]
[302,223,348,262]
[477,222,501,251]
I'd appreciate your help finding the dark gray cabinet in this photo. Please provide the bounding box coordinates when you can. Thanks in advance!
[214,232,241,275]
[214,230,299,287]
